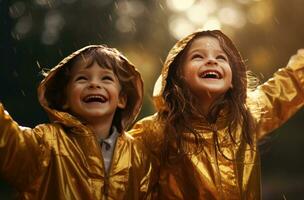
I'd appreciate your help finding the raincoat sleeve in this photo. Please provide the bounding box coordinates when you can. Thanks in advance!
[129,115,163,199]
[250,49,304,140]
[130,115,163,162]
[0,103,50,189]
[131,137,159,200]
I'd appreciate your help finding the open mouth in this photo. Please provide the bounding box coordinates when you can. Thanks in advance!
[200,70,222,79]
[83,95,107,103]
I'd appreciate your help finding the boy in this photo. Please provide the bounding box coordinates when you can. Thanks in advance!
[0,45,154,199]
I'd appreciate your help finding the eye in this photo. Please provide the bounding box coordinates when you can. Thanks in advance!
[191,54,204,60]
[75,76,87,81]
[216,55,228,61]
[102,75,114,81]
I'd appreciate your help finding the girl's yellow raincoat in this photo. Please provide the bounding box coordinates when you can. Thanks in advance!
[0,45,155,200]
[130,31,304,199]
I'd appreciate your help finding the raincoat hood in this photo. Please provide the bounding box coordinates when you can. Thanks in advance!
[37,45,143,131]
[153,29,244,110]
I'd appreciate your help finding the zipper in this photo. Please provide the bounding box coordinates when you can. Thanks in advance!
[103,136,119,200]
[210,123,225,200]
[93,131,120,200]
[92,133,109,200]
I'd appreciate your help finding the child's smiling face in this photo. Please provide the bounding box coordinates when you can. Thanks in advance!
[181,36,232,101]
[64,61,126,124]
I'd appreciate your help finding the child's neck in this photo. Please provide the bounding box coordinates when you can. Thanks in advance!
[197,92,221,116]
[87,118,113,141]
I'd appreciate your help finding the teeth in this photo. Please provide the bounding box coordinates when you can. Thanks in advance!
[201,71,220,79]
[84,95,106,103]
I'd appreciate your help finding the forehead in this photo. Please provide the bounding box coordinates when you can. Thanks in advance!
[70,59,114,74]
[188,36,223,52]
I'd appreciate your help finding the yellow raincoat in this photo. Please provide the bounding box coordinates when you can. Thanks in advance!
[130,31,304,199]
[0,45,155,200]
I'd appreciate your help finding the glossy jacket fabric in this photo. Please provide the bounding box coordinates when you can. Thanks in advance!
[0,45,155,200]
[130,30,304,199]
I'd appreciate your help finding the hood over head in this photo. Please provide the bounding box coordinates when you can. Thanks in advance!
[153,29,247,111]
[38,45,143,131]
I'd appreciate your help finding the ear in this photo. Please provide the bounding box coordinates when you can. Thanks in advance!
[230,83,233,89]
[118,93,127,109]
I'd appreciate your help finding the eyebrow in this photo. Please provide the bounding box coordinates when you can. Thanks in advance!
[188,48,226,55]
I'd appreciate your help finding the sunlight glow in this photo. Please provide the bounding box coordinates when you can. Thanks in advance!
[202,18,222,30]
[218,6,246,28]
[166,0,196,12]
[169,16,196,39]
[116,16,136,33]
[186,4,209,25]
[247,1,272,24]
[115,0,145,17]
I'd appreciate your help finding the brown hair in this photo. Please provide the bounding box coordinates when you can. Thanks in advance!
[159,30,255,164]
[44,46,136,132]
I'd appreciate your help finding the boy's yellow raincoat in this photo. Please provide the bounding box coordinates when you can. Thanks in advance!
[0,45,155,200]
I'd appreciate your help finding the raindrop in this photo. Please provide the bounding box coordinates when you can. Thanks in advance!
[11,31,21,40]
[58,49,63,56]
[36,60,41,69]
[20,89,26,96]
[114,2,119,9]
[159,2,165,10]
[9,1,26,19]
[159,58,164,64]
[273,16,280,25]
[97,33,103,40]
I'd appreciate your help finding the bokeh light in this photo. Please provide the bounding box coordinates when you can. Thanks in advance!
[12,15,32,40]
[247,1,273,24]
[166,0,196,12]
[218,6,246,28]
[41,10,65,45]
[169,15,196,39]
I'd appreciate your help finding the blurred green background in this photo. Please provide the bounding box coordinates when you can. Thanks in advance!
[1,0,304,199]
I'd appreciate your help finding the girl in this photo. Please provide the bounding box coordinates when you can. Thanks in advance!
[130,30,304,199]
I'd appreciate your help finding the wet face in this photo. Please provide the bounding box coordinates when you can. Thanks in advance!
[181,36,232,101]
[64,61,126,124]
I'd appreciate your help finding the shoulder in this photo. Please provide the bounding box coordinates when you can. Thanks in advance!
[127,113,164,156]
[130,113,164,135]
[32,122,67,144]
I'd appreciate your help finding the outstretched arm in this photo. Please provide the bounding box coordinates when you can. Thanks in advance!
[250,49,304,140]
[0,103,50,189]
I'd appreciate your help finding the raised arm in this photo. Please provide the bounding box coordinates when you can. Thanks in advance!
[249,49,304,140]
[0,103,50,189]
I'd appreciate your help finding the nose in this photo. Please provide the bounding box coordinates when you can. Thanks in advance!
[88,79,102,89]
[205,57,218,66]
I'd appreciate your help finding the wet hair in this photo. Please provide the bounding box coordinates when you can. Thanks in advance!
[44,46,136,132]
[159,30,255,164]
